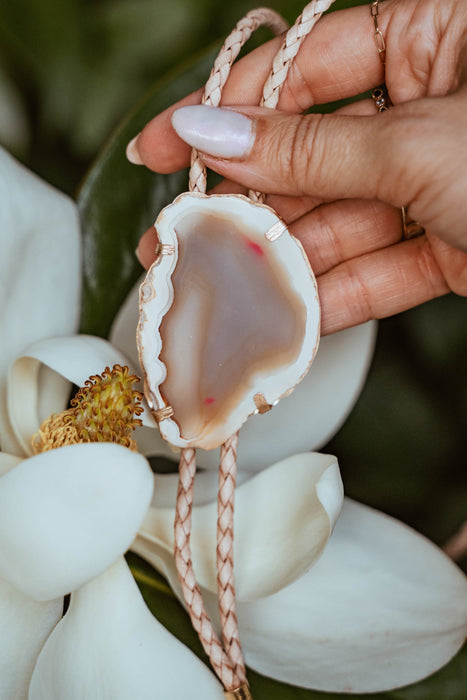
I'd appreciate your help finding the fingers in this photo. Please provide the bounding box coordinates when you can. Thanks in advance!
[127,89,203,173]
[127,3,386,174]
[135,226,158,270]
[169,103,414,208]
[319,235,450,335]
[135,196,401,274]
[136,214,456,338]
[292,199,402,276]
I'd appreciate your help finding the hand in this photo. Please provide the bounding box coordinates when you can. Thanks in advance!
[127,0,467,335]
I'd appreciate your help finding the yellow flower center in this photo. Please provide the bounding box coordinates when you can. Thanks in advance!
[31,365,143,454]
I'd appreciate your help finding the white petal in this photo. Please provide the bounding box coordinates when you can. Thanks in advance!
[0,576,62,700]
[133,452,343,600]
[110,276,376,470]
[0,148,81,454]
[0,443,154,601]
[109,277,142,369]
[152,468,250,509]
[7,334,155,457]
[29,558,223,700]
[0,452,22,477]
[232,499,467,693]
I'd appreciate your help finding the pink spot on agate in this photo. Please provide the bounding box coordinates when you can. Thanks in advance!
[204,397,216,405]
[246,239,264,256]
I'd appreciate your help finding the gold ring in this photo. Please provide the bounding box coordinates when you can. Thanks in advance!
[401,206,425,240]
[370,1,386,65]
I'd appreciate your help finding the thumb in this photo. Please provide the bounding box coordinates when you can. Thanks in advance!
[171,103,413,207]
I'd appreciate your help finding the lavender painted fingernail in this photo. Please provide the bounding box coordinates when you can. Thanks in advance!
[171,105,255,159]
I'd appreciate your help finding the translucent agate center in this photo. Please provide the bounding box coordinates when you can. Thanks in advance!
[158,211,306,441]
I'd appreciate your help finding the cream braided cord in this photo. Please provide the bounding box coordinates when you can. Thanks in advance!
[175,447,242,689]
[176,1,338,695]
[249,0,336,202]
[217,432,244,678]
[189,8,288,194]
[261,0,335,109]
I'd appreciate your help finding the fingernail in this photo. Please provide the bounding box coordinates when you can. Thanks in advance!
[171,105,255,159]
[126,134,143,165]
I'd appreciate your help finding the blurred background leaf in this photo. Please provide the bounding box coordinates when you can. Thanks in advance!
[1,0,465,695]
[77,44,219,338]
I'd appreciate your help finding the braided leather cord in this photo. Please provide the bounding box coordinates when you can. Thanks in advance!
[261,0,335,110]
[248,0,335,202]
[181,13,289,693]
[217,432,245,682]
[189,8,288,194]
[176,2,337,693]
[175,447,240,688]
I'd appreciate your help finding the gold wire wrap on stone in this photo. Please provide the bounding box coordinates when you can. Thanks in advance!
[264,220,287,241]
[254,392,273,414]
[154,242,176,258]
[225,684,253,700]
[153,405,175,422]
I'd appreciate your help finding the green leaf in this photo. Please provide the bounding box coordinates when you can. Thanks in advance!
[77,44,220,337]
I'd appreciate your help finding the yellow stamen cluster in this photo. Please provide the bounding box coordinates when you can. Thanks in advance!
[32,365,144,454]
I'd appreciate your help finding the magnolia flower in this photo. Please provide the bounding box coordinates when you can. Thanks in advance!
[0,146,81,698]
[1,148,465,700]
[106,225,467,694]
[28,558,225,699]
[0,150,227,699]
[1,329,240,699]
[135,452,343,601]
[0,350,156,698]
[135,468,467,694]
[0,146,81,454]
[1,332,345,699]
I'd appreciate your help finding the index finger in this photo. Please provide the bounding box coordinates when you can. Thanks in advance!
[129,3,385,173]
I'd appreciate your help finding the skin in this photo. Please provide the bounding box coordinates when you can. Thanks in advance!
[129,0,467,335]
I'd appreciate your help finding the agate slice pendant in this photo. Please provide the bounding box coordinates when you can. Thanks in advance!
[137,192,320,450]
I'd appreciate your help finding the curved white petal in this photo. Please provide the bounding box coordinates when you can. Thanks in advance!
[0,576,62,700]
[152,468,250,509]
[109,278,142,369]
[133,452,343,601]
[110,276,376,470]
[7,334,155,457]
[0,443,154,601]
[29,558,223,700]
[231,499,467,693]
[0,148,81,454]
